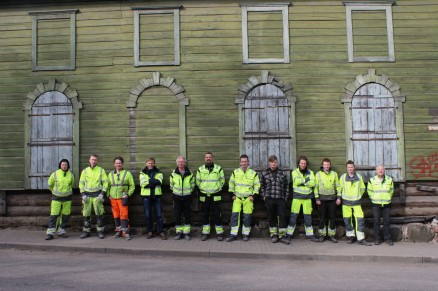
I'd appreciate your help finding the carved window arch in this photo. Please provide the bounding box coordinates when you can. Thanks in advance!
[341,69,405,181]
[236,70,296,171]
[24,79,82,189]
[125,72,189,176]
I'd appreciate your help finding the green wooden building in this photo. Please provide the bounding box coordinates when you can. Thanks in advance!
[0,0,437,229]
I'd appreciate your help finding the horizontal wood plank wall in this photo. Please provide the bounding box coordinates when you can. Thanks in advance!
[1,0,438,194]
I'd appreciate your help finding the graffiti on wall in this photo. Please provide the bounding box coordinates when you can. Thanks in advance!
[409,152,438,179]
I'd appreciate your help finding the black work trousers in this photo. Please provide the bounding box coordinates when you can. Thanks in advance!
[318,200,337,233]
[265,198,287,229]
[201,195,222,227]
[173,195,192,228]
[372,203,391,241]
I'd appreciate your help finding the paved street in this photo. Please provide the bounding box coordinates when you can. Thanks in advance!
[1,248,437,291]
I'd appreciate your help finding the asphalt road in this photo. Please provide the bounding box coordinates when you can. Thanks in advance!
[0,249,437,291]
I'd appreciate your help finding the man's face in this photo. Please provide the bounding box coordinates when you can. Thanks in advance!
[205,154,213,165]
[114,159,123,171]
[240,158,249,170]
[146,160,155,170]
[322,161,331,172]
[177,158,186,169]
[376,166,385,177]
[60,162,68,171]
[89,156,98,168]
[269,160,278,171]
[299,159,307,170]
[347,164,355,175]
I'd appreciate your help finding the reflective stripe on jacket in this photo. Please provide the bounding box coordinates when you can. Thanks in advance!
[170,167,195,196]
[228,168,260,198]
[48,169,74,197]
[140,168,163,196]
[338,173,365,206]
[196,164,225,195]
[107,170,135,199]
[291,168,315,199]
[79,166,108,193]
[367,175,394,206]
[314,170,339,200]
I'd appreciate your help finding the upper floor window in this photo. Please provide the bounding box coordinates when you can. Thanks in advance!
[132,6,182,66]
[344,1,395,62]
[241,3,290,64]
[29,10,78,71]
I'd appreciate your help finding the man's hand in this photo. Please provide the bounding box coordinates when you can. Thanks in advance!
[249,196,254,202]
[97,193,104,202]
[336,198,341,206]
[316,199,321,206]
[82,195,88,203]
[232,195,236,200]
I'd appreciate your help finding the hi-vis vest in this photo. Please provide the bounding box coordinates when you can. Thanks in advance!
[338,173,365,206]
[48,169,74,197]
[140,170,164,196]
[314,170,339,200]
[367,175,394,206]
[291,168,315,199]
[79,166,108,194]
[170,169,195,196]
[229,168,260,197]
[107,170,135,199]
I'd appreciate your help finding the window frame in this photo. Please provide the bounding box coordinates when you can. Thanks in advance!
[241,3,291,64]
[344,1,395,63]
[132,6,182,67]
[29,9,78,71]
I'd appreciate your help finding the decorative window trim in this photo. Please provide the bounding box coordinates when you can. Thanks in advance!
[23,79,82,188]
[125,72,188,171]
[132,6,182,66]
[241,3,291,64]
[341,69,405,181]
[236,70,297,167]
[344,1,395,62]
[29,10,78,71]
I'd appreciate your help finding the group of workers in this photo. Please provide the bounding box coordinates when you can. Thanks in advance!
[45,153,394,246]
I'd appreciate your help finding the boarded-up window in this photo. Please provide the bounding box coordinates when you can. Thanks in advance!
[345,3,395,62]
[352,83,400,181]
[29,92,74,189]
[135,87,179,178]
[244,84,291,171]
[133,7,181,66]
[29,10,77,71]
[241,4,290,64]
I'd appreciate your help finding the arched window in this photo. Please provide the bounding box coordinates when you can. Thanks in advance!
[236,71,296,171]
[24,79,82,189]
[342,70,405,181]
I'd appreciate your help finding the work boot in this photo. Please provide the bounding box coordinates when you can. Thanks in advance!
[146,232,153,239]
[58,233,68,238]
[318,236,326,242]
[307,236,319,242]
[113,231,122,238]
[271,235,279,243]
[159,232,167,240]
[357,239,372,246]
[374,239,381,245]
[384,240,394,246]
[97,232,105,239]
[124,233,131,241]
[217,235,224,241]
[226,235,237,242]
[45,234,54,240]
[201,234,209,241]
[184,234,191,241]
[80,232,90,239]
[280,237,291,245]
[174,233,184,240]
[242,235,249,242]
[328,236,338,243]
[347,237,355,244]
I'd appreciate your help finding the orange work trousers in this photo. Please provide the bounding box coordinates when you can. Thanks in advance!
[110,198,129,220]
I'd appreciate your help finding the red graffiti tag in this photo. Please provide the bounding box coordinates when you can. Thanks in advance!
[409,152,438,179]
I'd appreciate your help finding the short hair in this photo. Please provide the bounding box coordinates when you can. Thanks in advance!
[205,151,213,156]
[58,159,70,169]
[176,156,187,165]
[376,164,385,170]
[114,156,124,163]
[240,154,249,160]
[322,158,331,164]
[90,154,99,159]
[298,155,308,165]
[146,157,156,163]
[268,155,278,162]
[346,160,355,166]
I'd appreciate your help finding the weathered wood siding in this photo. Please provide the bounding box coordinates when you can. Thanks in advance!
[0,1,437,225]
